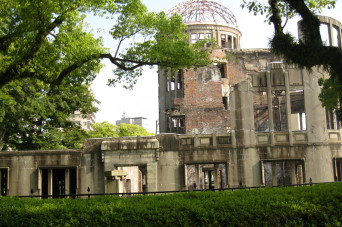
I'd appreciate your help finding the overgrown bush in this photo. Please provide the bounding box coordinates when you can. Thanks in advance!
[0,183,341,226]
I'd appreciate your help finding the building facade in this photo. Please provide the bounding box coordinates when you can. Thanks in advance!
[0,1,342,197]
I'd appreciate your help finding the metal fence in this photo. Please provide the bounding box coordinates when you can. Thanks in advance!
[17,180,339,199]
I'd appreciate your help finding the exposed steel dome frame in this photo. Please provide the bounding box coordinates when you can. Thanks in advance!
[167,0,238,28]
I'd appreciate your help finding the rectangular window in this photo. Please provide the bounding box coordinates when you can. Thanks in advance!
[227,36,232,48]
[191,33,197,43]
[199,33,204,40]
[218,64,226,78]
[221,34,226,47]
[185,163,226,190]
[290,90,306,131]
[0,169,8,196]
[222,97,228,110]
[206,33,212,47]
[177,70,183,90]
[263,160,304,186]
[253,91,269,132]
[272,91,288,131]
[332,26,339,47]
[326,109,340,130]
[320,24,330,46]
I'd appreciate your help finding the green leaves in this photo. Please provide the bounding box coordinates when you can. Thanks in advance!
[87,122,153,138]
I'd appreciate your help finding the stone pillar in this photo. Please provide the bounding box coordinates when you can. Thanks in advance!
[230,80,256,147]
[147,163,157,192]
[303,68,329,143]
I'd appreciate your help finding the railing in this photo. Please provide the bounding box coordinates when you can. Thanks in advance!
[16,181,339,199]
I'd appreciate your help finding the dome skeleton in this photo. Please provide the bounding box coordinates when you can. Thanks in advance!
[167,0,238,28]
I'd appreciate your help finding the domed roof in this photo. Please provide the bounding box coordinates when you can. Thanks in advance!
[167,0,238,28]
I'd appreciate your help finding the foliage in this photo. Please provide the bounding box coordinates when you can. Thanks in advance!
[0,80,97,151]
[0,0,211,90]
[87,122,153,138]
[241,0,342,116]
[0,183,342,226]
[0,0,210,150]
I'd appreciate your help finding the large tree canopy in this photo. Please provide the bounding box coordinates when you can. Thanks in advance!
[242,0,342,115]
[0,79,97,150]
[0,0,210,89]
[0,0,211,150]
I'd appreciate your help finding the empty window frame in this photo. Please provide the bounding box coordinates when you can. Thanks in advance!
[227,35,232,48]
[40,168,77,198]
[191,33,197,43]
[222,97,228,110]
[0,169,8,196]
[263,160,304,186]
[221,34,226,47]
[253,91,269,132]
[320,23,330,46]
[205,33,212,46]
[334,158,342,181]
[177,70,183,90]
[185,163,227,190]
[326,109,340,130]
[272,91,288,131]
[332,26,340,47]
[217,64,226,78]
[170,116,185,134]
[290,90,306,131]
[199,33,205,41]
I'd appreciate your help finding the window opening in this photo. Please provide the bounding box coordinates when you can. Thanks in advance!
[227,36,232,48]
[332,26,339,47]
[41,169,48,198]
[326,109,340,130]
[221,34,226,47]
[263,160,304,186]
[0,169,8,196]
[290,90,306,131]
[177,70,183,90]
[205,33,212,46]
[69,168,77,196]
[320,23,330,46]
[52,169,65,198]
[222,97,228,110]
[218,64,226,78]
[199,33,204,40]
[185,163,226,190]
[253,91,269,132]
[191,33,197,43]
[272,91,288,131]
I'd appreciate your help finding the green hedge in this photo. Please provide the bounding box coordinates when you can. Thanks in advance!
[0,183,341,226]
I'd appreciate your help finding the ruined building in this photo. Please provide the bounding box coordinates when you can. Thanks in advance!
[159,0,280,134]
[0,1,342,197]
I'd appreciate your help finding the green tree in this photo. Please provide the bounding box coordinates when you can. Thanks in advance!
[0,0,210,89]
[0,79,97,150]
[241,0,342,115]
[87,121,119,138]
[115,123,154,137]
[0,0,211,150]
[87,122,153,138]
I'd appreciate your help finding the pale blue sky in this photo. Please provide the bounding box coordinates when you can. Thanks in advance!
[89,0,342,133]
